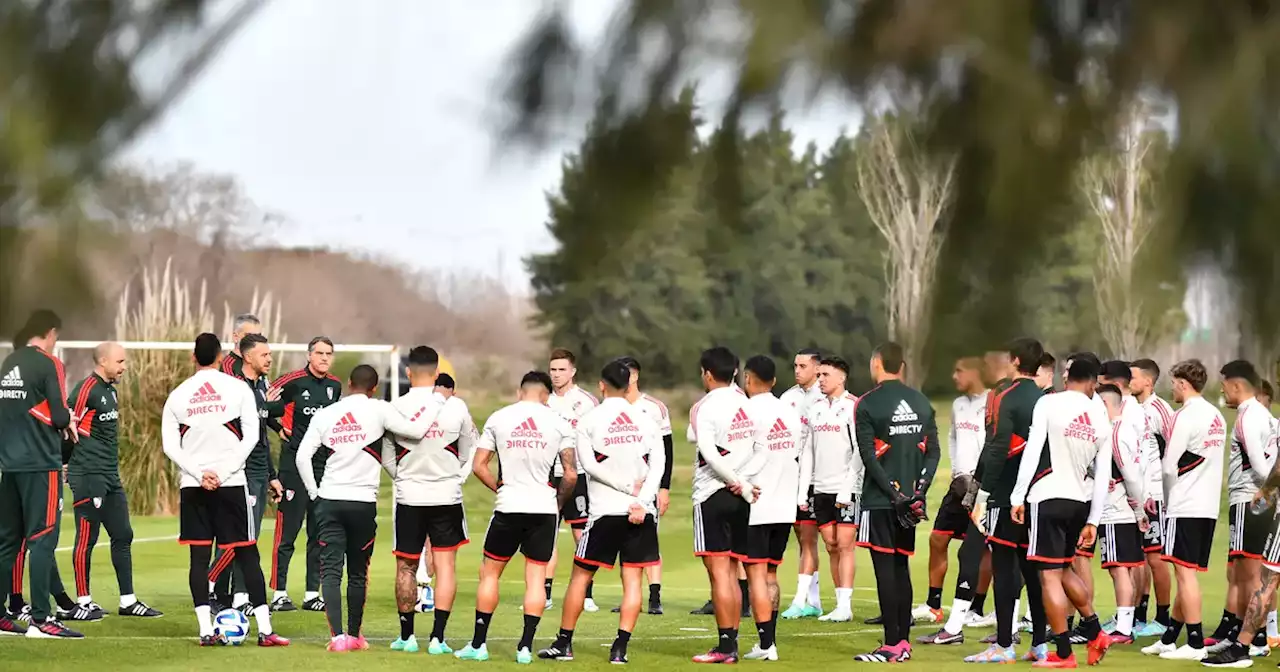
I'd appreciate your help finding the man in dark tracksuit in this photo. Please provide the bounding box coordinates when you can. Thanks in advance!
[65,342,162,620]
[211,334,283,612]
[851,342,940,663]
[268,336,341,612]
[0,310,82,638]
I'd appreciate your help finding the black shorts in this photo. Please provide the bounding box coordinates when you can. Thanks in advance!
[932,491,970,539]
[179,485,255,550]
[1162,516,1215,572]
[1261,514,1280,572]
[1025,499,1090,568]
[986,505,1028,549]
[393,503,470,559]
[693,488,750,559]
[483,512,557,565]
[1077,538,1096,559]
[813,492,858,528]
[796,486,817,526]
[556,477,589,528]
[1099,522,1145,568]
[1229,502,1270,560]
[744,523,791,565]
[573,514,660,570]
[857,509,916,555]
[1142,500,1165,553]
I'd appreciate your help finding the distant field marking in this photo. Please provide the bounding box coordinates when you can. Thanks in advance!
[10,628,883,644]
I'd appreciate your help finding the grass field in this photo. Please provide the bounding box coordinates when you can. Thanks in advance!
[0,399,1242,670]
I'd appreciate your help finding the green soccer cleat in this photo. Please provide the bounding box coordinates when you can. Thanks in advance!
[516,647,534,665]
[455,643,489,661]
[801,604,823,618]
[391,635,419,653]
[428,637,453,655]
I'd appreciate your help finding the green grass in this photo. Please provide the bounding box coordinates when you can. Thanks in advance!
[2,400,1237,670]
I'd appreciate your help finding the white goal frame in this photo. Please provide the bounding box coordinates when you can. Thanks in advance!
[0,341,403,399]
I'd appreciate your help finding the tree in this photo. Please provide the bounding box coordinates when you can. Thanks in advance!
[855,114,955,385]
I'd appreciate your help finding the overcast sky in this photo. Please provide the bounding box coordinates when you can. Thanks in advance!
[126,0,862,289]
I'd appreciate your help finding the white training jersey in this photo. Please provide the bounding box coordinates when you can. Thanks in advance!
[548,385,598,477]
[296,393,441,503]
[1162,395,1227,519]
[1012,390,1111,525]
[1101,414,1147,524]
[1142,394,1175,502]
[779,382,823,425]
[739,393,801,525]
[390,387,478,506]
[687,385,755,505]
[1228,396,1276,505]
[161,368,260,489]
[949,393,987,476]
[799,392,862,500]
[633,393,673,437]
[575,397,665,519]
[477,400,575,515]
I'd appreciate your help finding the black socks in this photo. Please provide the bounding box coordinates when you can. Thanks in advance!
[717,627,738,654]
[431,609,451,643]
[471,610,492,648]
[927,587,943,610]
[399,611,414,640]
[519,613,540,651]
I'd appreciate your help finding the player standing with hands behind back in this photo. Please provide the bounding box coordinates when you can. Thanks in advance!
[852,342,941,663]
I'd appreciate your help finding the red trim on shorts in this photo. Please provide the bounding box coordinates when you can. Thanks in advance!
[856,541,898,554]
[1264,560,1280,572]
[483,551,511,563]
[1230,550,1263,560]
[573,555,614,570]
[1142,545,1162,553]
[179,539,213,546]
[1028,554,1077,563]
[392,550,422,561]
[1161,554,1207,572]
[217,540,258,550]
[695,551,733,558]
[987,536,1018,548]
[1101,561,1145,569]
[836,522,859,529]
[562,518,587,524]
[1076,550,1094,558]
[794,520,817,526]
[818,521,837,530]
[623,560,662,568]
[931,529,960,537]
[430,539,470,552]
[740,557,772,565]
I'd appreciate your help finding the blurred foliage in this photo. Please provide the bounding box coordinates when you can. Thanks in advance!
[0,0,262,330]
[506,0,1280,347]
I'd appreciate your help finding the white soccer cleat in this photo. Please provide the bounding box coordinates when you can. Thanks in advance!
[1159,644,1207,660]
[583,598,599,613]
[743,644,779,661]
[1142,641,1176,656]
[964,611,998,628]
[818,607,852,623]
[911,604,942,623]
[545,598,554,610]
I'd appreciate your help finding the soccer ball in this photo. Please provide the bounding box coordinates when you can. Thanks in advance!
[416,585,435,613]
[214,608,250,645]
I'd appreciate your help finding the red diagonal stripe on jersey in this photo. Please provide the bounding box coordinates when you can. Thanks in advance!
[771,418,787,432]
[594,450,608,463]
[874,438,890,458]
[527,417,539,431]
[202,382,216,395]
[619,412,633,425]
[341,412,357,425]
[1073,413,1089,426]
[612,414,627,426]
[733,408,748,422]
[1008,434,1027,456]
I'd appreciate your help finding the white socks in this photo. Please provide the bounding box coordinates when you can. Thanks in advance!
[120,594,137,609]
[793,574,814,608]
[273,590,288,601]
[232,592,249,608]
[304,590,320,601]
[77,595,92,606]
[253,604,272,636]
[1268,611,1279,639]
[1014,599,1022,622]
[1116,606,1135,636]
[835,587,853,612]
[809,570,822,607]
[195,605,214,637]
[945,598,971,635]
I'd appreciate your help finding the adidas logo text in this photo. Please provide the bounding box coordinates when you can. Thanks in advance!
[328,412,368,445]
[891,400,918,422]
[0,367,22,387]
[189,382,220,404]
[1064,412,1096,442]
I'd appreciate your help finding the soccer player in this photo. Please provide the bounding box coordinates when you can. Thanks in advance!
[736,355,803,661]
[456,371,577,664]
[688,346,758,664]
[211,334,284,613]
[1009,366,1115,667]
[1204,360,1276,654]
[415,372,461,597]
[537,360,665,664]
[848,342,939,663]
[1140,359,1226,660]
[295,363,441,652]
[780,348,826,620]
[913,357,988,629]
[798,356,860,622]
[269,336,342,613]
[389,347,477,655]
[546,348,599,611]
[1130,358,1174,637]
[967,338,1045,662]
[1036,352,1057,391]
[161,333,288,647]
[65,342,162,620]
[0,310,82,639]
[220,313,261,379]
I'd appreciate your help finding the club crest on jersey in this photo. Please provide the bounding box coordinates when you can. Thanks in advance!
[286,490,294,501]
[326,388,333,400]
[92,497,102,509]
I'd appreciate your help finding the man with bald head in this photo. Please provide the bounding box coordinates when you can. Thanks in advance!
[65,342,162,619]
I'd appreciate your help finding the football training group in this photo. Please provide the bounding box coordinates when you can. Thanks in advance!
[4,309,1280,668]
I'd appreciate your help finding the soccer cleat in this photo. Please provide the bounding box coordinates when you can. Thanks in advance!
[780,604,808,620]
[584,598,600,613]
[207,593,225,613]
[545,598,554,610]
[1202,641,1255,667]
[1208,640,1236,655]
[1141,641,1176,656]
[610,647,629,664]
[27,619,84,639]
[1134,621,1167,638]
[966,611,998,628]
[1249,644,1269,658]
[391,635,420,652]
[235,602,253,617]
[743,644,779,661]
[864,614,884,625]
[1100,617,1117,634]
[428,637,453,655]
[119,601,163,618]
[912,603,945,624]
[692,600,716,615]
[649,601,664,615]
[1031,653,1078,668]
[258,632,291,647]
[327,634,351,652]
[57,603,105,622]
[349,635,369,650]
[199,634,224,647]
[962,643,1016,663]
[981,631,1021,645]
[537,641,574,660]
[893,642,913,662]
[269,595,296,612]
[692,649,739,664]
[818,607,852,622]
[917,628,964,645]
[301,597,326,612]
[0,616,25,636]
[516,647,534,665]
[1087,632,1111,665]
[1019,615,1034,633]
[1160,644,1208,660]
[1023,644,1049,662]
[13,605,32,625]
[455,643,490,661]
[1107,632,1135,645]
[1270,636,1280,649]
[853,644,899,663]
[1068,623,1090,645]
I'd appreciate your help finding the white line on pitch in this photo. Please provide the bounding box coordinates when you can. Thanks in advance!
[14,628,884,644]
